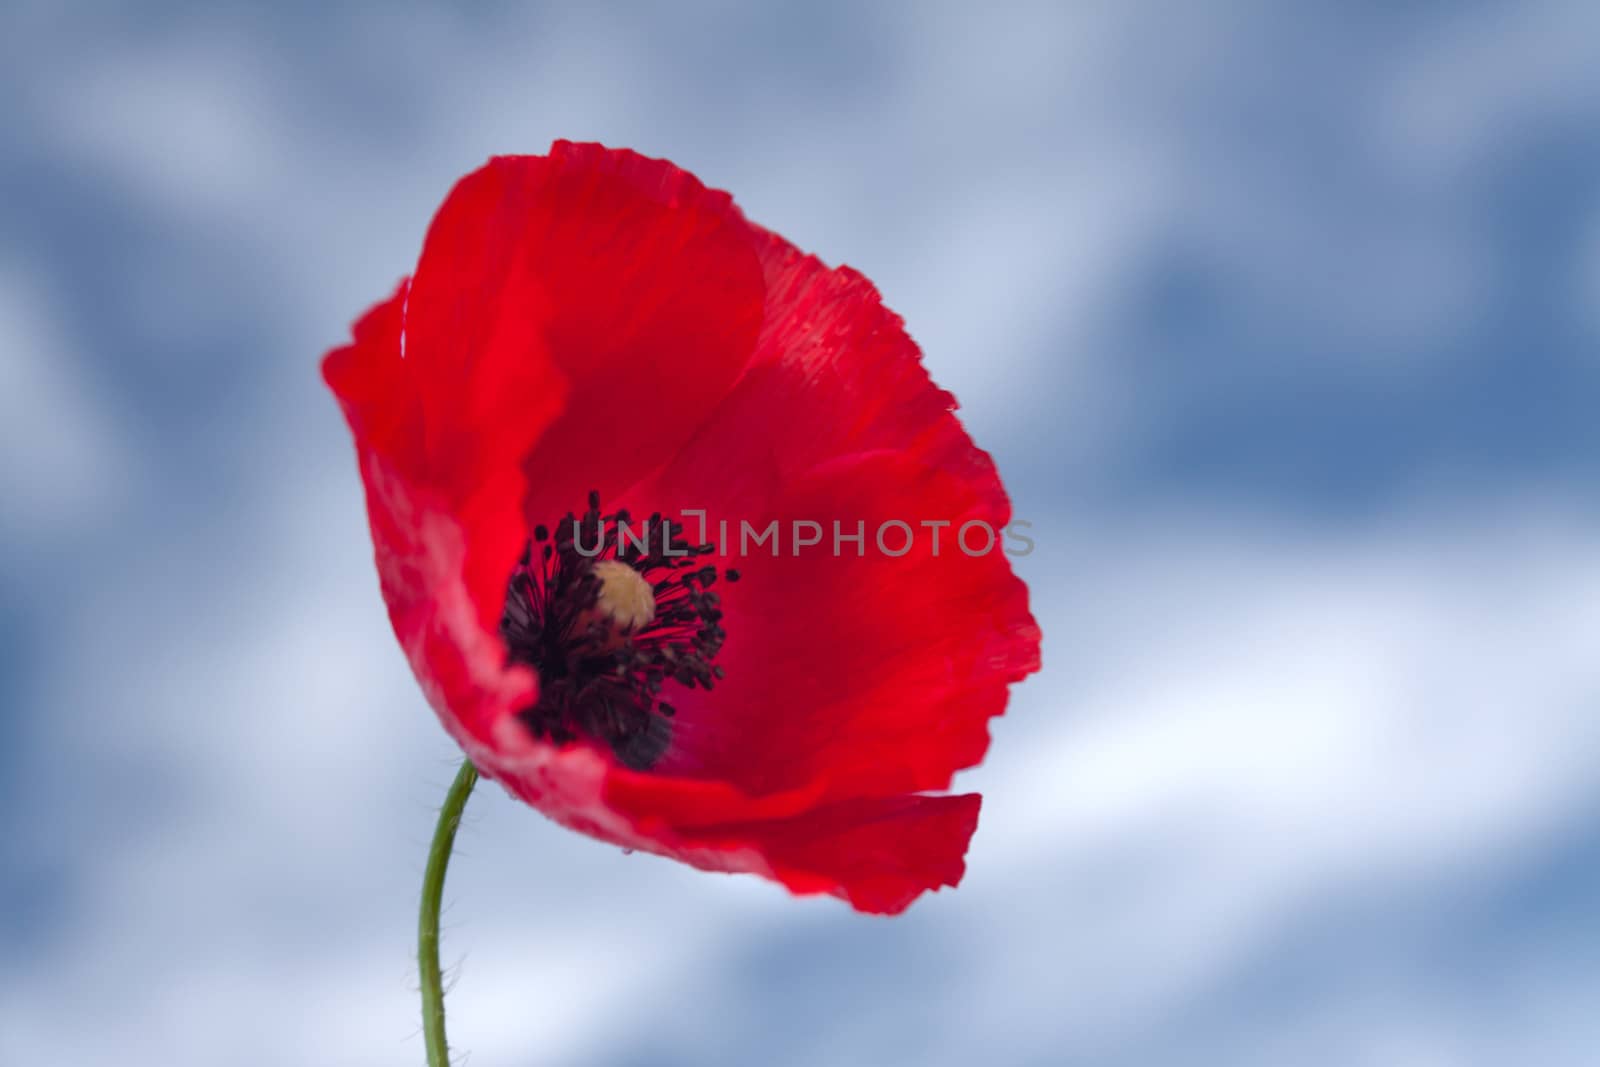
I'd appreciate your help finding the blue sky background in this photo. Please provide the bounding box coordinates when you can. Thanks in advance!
[3,3,1599,1064]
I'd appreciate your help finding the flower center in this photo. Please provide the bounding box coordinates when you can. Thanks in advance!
[499,491,738,770]
[587,560,657,635]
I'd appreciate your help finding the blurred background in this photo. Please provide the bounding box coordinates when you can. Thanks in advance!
[3,2,1598,1064]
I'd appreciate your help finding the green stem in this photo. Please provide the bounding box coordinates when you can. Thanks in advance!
[419,758,479,1066]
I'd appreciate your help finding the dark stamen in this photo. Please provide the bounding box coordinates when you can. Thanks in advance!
[499,491,732,770]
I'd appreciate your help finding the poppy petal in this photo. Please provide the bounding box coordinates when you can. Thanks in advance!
[325,144,767,749]
[673,792,983,915]
[325,143,1036,914]
[626,234,1040,799]
[407,143,766,534]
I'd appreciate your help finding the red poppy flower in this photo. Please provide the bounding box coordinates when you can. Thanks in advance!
[324,141,1040,914]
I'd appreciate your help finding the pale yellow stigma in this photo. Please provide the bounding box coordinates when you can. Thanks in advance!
[590,560,656,633]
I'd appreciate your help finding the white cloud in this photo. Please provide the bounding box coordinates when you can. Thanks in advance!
[1377,1,1600,180]
[0,263,131,545]
[970,507,1600,1034]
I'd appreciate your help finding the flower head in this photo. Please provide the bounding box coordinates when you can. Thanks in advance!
[324,142,1041,914]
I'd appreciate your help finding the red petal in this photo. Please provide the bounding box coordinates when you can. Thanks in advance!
[476,753,979,914]
[641,451,1037,803]
[630,230,1013,516]
[438,144,766,531]
[630,233,1041,800]
[323,143,765,748]
[323,281,543,747]
[325,145,1035,914]
[670,792,983,915]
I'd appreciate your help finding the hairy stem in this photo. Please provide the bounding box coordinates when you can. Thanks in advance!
[419,758,479,1066]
